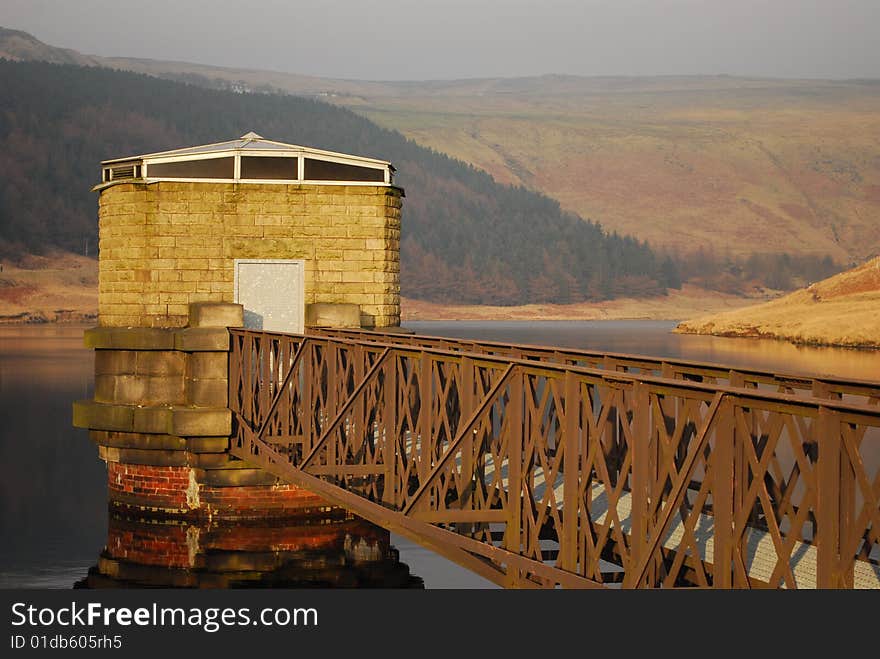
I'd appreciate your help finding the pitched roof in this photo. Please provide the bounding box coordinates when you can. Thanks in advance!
[101,132,391,167]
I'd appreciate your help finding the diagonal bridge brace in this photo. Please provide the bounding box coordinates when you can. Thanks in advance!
[254,339,307,442]
[231,421,603,589]
[403,363,516,515]
[298,347,391,470]
[628,391,725,587]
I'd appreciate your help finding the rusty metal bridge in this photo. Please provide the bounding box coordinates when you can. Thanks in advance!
[228,328,880,589]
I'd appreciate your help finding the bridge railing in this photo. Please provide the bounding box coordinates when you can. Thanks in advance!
[229,329,880,588]
[310,327,880,405]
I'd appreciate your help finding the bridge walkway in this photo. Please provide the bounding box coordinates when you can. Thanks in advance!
[229,328,880,589]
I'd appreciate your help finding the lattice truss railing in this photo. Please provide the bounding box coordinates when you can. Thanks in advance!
[311,328,880,406]
[229,330,880,589]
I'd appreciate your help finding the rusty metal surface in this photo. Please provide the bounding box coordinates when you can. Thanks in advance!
[228,329,880,588]
[310,328,880,405]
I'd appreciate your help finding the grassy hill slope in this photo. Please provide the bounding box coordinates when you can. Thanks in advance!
[351,78,880,262]
[676,256,880,347]
[3,28,875,262]
[0,60,674,307]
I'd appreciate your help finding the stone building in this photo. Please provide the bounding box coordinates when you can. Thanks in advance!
[74,134,403,520]
[95,132,402,330]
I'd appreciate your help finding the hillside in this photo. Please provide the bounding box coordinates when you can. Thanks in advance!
[675,257,880,348]
[3,28,877,262]
[0,251,97,323]
[350,79,880,262]
[0,26,101,66]
[0,60,675,307]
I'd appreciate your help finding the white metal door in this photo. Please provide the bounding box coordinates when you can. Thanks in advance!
[233,259,305,333]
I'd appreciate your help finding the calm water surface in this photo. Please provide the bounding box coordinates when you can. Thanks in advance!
[408,320,880,381]
[2,321,878,588]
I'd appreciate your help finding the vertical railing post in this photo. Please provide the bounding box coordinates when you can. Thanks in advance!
[302,340,313,457]
[351,344,365,478]
[817,406,841,588]
[839,424,855,589]
[326,340,337,470]
[625,382,651,588]
[812,381,853,588]
[505,366,523,587]
[259,335,271,428]
[382,353,397,507]
[560,370,580,574]
[460,356,475,511]
[243,334,254,425]
[228,331,240,418]
[713,397,734,588]
[418,352,432,483]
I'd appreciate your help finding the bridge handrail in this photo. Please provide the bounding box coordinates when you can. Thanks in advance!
[241,328,880,418]
[228,328,880,589]
[309,327,880,402]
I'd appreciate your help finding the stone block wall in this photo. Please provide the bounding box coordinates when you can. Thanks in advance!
[97,182,402,329]
[73,302,332,520]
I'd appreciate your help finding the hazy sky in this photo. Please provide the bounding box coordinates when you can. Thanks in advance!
[3,0,878,80]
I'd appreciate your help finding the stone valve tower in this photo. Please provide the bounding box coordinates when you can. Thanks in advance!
[74,133,403,520]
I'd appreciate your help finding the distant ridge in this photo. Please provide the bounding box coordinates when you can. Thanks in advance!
[0,26,102,66]
[3,26,878,263]
[1,26,862,98]
[0,59,676,305]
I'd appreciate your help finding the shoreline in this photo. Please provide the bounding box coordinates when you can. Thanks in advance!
[399,285,770,322]
[0,275,770,326]
[673,325,880,351]
[674,257,880,351]
[0,311,97,325]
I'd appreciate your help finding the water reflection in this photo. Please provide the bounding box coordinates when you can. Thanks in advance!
[0,325,106,588]
[405,320,880,382]
[4,322,878,588]
[75,513,423,589]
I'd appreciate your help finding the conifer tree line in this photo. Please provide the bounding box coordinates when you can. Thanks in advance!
[0,61,839,303]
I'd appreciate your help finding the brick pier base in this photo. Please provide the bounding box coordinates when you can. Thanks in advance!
[107,463,330,520]
[74,302,337,521]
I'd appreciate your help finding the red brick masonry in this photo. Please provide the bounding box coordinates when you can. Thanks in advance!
[107,462,331,520]
[106,516,377,569]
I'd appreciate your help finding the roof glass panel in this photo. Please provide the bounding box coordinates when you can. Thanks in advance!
[145,140,242,158]
[240,156,298,180]
[101,134,391,182]
[304,158,385,182]
[147,156,234,179]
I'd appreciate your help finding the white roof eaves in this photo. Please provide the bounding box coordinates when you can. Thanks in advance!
[101,136,391,167]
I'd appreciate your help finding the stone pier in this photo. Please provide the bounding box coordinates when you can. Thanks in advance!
[74,135,403,520]
[74,302,329,519]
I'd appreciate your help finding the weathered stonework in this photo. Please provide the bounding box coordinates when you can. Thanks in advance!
[75,302,334,520]
[105,463,330,519]
[84,141,402,520]
[96,182,402,329]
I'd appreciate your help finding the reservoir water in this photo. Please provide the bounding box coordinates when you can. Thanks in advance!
[2,320,878,588]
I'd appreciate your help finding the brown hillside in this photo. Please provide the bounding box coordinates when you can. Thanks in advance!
[5,28,880,261]
[352,82,880,262]
[675,257,880,348]
[0,27,101,66]
[0,251,97,323]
